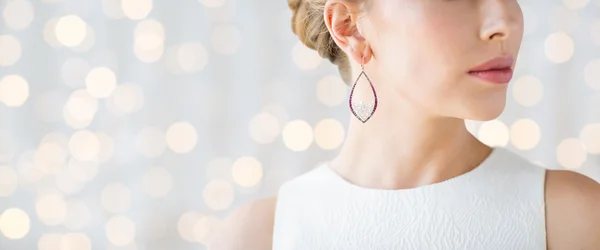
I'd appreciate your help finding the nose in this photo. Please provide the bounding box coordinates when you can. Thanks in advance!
[484,28,508,41]
[479,1,514,42]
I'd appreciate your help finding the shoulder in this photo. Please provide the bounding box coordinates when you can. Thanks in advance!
[208,196,278,250]
[545,169,600,249]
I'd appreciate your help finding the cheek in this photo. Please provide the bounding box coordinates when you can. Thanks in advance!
[374,11,465,87]
[512,12,525,53]
[375,4,468,67]
[370,3,479,110]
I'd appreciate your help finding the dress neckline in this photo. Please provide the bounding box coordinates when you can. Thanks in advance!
[319,147,506,193]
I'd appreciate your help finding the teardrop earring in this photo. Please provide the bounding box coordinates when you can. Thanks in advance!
[349,56,378,123]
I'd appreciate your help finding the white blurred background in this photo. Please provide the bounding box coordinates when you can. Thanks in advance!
[0,0,599,249]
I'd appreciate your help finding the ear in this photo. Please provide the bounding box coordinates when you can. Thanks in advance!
[323,1,372,65]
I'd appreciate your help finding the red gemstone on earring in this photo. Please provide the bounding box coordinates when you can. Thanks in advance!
[349,71,378,123]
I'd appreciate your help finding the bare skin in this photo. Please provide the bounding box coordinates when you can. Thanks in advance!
[208,0,600,249]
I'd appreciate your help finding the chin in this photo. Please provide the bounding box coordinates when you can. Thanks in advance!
[464,101,507,121]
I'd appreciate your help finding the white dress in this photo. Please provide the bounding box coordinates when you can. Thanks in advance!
[271,147,547,250]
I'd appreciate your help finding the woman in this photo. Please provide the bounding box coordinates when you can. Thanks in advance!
[209,0,600,249]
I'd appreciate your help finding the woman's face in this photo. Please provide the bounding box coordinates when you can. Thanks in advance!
[360,0,524,121]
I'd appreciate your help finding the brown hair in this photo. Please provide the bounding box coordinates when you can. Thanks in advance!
[288,0,361,85]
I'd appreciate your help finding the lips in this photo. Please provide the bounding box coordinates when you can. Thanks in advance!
[468,56,515,84]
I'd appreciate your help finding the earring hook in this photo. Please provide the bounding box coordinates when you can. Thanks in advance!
[361,56,365,71]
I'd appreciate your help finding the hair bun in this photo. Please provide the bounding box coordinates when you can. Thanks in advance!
[287,0,351,84]
[288,0,311,47]
[287,0,340,62]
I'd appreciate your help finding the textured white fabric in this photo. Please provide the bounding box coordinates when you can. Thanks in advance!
[272,147,547,250]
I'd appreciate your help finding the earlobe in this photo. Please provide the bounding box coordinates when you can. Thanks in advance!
[348,43,372,65]
[361,45,373,64]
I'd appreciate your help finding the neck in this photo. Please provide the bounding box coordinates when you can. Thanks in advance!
[329,84,493,190]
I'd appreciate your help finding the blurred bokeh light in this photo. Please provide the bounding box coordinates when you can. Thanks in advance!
[0,1,599,249]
